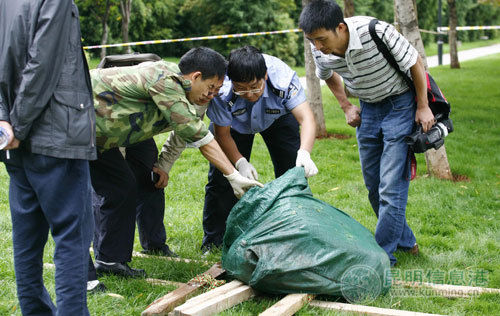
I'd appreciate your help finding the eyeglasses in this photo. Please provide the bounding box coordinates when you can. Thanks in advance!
[232,81,264,96]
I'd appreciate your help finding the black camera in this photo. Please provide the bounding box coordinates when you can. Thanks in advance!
[404,118,453,153]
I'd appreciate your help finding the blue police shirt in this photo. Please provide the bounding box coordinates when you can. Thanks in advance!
[206,54,307,134]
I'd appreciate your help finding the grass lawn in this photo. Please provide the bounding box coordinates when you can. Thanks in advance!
[0,54,499,315]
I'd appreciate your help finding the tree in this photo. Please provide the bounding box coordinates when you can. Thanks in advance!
[301,0,326,138]
[178,0,300,65]
[447,0,460,68]
[394,0,453,180]
[343,0,355,17]
[120,0,133,54]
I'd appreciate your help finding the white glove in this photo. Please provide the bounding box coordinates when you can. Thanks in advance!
[296,149,318,178]
[224,169,264,199]
[235,157,258,180]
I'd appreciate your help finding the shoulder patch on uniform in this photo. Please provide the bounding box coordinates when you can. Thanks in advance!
[232,108,247,116]
[265,109,281,115]
[287,82,299,99]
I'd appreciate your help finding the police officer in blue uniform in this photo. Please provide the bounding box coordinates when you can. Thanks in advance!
[202,46,318,251]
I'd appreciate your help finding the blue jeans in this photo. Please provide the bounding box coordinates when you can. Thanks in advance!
[5,149,93,316]
[357,90,417,265]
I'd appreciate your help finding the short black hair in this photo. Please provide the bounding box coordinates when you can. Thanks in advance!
[227,46,267,83]
[299,0,345,34]
[179,47,226,80]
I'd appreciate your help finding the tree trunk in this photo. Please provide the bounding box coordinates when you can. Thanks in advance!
[343,0,355,18]
[100,22,109,60]
[99,0,112,60]
[447,0,460,68]
[394,0,453,180]
[302,0,326,138]
[120,0,133,54]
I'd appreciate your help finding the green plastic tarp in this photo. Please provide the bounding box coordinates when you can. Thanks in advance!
[221,167,391,302]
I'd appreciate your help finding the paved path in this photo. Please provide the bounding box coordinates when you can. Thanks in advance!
[299,43,500,89]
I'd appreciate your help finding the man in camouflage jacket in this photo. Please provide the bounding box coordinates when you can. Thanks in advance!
[89,47,262,277]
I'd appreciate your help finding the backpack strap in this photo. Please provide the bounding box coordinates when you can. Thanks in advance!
[368,19,415,93]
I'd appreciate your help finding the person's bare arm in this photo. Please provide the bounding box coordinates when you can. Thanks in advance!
[325,73,361,127]
[410,56,434,132]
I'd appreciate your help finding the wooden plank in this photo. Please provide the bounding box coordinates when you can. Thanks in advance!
[178,284,255,316]
[174,280,244,314]
[133,251,211,265]
[393,280,500,298]
[259,294,314,316]
[310,301,444,316]
[141,263,224,316]
[146,278,185,288]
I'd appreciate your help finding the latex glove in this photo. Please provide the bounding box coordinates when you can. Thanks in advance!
[234,157,258,180]
[224,169,264,199]
[296,149,318,178]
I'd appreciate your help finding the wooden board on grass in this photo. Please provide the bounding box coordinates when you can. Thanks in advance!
[174,283,255,316]
[259,293,314,316]
[310,300,444,316]
[141,263,224,316]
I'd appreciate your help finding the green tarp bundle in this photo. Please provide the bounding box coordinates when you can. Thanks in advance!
[221,167,391,302]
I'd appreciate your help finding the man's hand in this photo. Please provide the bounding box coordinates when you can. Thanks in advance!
[415,106,435,133]
[296,149,318,178]
[343,104,361,127]
[224,169,264,199]
[0,121,20,150]
[235,157,258,180]
[152,167,169,189]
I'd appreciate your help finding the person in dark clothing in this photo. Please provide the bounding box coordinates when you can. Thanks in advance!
[0,0,96,314]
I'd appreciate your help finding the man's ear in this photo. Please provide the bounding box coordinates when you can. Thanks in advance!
[264,72,268,81]
[190,71,203,81]
[337,22,348,34]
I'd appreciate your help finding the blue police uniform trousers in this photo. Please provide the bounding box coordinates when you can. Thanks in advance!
[202,113,300,250]
[6,148,93,316]
[357,90,417,266]
[89,138,166,263]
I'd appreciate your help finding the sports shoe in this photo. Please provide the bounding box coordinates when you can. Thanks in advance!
[95,260,146,278]
[141,244,179,257]
[87,280,107,293]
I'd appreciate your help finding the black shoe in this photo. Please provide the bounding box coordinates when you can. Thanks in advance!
[141,244,179,258]
[95,260,146,278]
[87,280,107,293]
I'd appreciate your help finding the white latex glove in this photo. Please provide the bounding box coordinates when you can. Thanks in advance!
[296,149,318,178]
[224,169,264,199]
[234,157,258,180]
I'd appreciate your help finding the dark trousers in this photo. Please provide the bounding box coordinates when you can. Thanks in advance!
[6,149,93,316]
[202,113,300,249]
[89,139,165,263]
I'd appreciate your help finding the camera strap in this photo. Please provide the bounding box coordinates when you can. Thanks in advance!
[408,150,417,181]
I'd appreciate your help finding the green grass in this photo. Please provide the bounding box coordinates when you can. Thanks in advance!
[1,55,499,315]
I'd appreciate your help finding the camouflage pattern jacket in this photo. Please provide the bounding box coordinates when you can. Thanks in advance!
[91,61,212,151]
